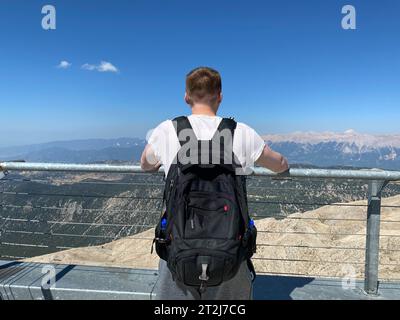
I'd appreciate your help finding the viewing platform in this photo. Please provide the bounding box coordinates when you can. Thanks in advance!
[1,260,400,300]
[1,162,400,300]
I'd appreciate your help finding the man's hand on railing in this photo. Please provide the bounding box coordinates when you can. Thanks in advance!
[272,167,291,180]
[140,145,161,172]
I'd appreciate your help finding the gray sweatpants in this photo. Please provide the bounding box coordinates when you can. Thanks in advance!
[152,259,254,300]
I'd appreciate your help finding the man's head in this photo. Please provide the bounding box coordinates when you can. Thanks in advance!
[185,67,222,112]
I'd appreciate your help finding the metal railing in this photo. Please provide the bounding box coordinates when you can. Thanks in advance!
[1,161,400,296]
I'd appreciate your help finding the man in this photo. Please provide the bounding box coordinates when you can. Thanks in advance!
[141,67,289,299]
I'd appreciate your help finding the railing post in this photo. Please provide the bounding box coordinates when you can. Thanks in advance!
[364,180,387,295]
[45,220,56,252]
[0,168,5,254]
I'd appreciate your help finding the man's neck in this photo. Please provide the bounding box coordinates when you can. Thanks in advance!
[191,104,217,116]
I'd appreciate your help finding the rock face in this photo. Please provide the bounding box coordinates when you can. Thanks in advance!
[25,195,400,280]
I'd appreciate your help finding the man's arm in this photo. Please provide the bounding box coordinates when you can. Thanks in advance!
[255,145,289,173]
[140,144,161,172]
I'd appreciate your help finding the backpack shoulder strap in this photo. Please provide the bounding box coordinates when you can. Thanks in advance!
[210,118,237,166]
[212,117,237,142]
[172,116,197,147]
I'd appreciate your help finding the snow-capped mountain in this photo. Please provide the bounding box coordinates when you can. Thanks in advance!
[263,130,400,170]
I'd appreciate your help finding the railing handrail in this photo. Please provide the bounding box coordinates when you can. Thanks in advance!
[1,161,400,181]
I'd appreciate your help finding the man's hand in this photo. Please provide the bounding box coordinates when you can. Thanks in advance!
[272,167,291,180]
[140,144,161,172]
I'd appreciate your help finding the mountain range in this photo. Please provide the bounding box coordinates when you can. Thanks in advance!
[0,130,399,169]
[263,130,400,170]
[0,138,146,163]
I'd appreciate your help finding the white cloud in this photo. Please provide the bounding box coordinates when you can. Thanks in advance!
[81,61,119,73]
[57,60,72,69]
[81,63,97,71]
[97,61,119,73]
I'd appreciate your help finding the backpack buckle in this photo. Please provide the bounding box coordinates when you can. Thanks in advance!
[199,263,209,281]
[198,263,209,294]
[155,237,170,244]
[151,237,171,254]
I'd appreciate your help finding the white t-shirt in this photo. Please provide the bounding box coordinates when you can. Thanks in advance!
[147,114,265,176]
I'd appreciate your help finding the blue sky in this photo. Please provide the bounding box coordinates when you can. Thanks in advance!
[0,0,399,147]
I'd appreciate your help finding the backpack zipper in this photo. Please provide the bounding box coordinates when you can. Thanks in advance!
[166,179,174,203]
[184,199,195,230]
